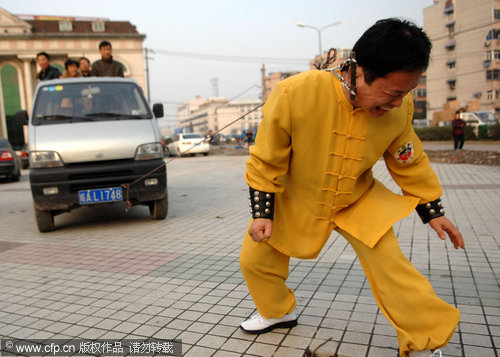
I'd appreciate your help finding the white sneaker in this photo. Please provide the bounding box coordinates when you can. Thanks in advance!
[409,349,442,357]
[240,311,298,334]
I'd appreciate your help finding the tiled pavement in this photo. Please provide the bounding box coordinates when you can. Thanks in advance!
[0,153,498,357]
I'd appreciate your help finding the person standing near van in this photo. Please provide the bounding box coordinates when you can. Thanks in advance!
[91,41,124,77]
[452,110,466,150]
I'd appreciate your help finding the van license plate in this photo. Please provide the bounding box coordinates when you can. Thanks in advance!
[78,187,123,205]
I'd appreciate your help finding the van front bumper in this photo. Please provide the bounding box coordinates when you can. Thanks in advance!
[30,159,167,211]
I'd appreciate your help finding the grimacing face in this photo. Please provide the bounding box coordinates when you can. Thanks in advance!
[351,67,423,118]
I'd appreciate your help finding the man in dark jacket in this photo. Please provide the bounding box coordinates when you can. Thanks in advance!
[36,52,61,81]
[452,110,466,149]
[90,41,124,77]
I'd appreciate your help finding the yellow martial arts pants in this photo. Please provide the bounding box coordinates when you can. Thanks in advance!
[240,227,460,357]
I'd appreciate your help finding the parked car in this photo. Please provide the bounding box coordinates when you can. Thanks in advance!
[15,145,30,169]
[17,77,167,232]
[460,111,499,137]
[0,138,21,181]
[162,136,173,156]
[166,133,210,157]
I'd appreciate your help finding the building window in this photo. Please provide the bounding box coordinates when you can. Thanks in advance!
[445,40,456,50]
[59,20,73,32]
[92,21,105,32]
[416,88,427,97]
[486,69,500,80]
[446,60,456,69]
[485,91,500,99]
[495,9,500,20]
[486,50,500,61]
[446,79,456,90]
[446,21,455,38]
[446,96,457,101]
[1,64,23,148]
[444,0,454,14]
[486,29,499,41]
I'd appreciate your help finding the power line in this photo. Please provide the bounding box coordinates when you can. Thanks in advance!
[151,48,309,65]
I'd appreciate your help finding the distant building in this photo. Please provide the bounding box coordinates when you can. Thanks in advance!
[412,73,428,120]
[177,97,263,136]
[0,7,146,147]
[262,71,300,102]
[424,0,500,120]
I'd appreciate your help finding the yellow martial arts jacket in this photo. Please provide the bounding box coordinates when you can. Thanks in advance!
[245,70,442,259]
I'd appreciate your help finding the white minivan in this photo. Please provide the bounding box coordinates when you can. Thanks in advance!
[460,110,499,137]
[17,77,168,232]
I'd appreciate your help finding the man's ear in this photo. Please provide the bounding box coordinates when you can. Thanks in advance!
[355,66,364,80]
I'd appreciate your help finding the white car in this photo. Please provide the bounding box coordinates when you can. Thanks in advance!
[166,133,210,157]
[460,111,499,137]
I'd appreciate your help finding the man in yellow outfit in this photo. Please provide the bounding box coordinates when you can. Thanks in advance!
[240,18,465,357]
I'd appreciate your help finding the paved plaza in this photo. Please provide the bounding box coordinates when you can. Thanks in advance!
[0,153,498,356]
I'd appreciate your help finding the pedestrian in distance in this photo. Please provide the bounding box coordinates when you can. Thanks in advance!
[452,110,466,150]
[36,52,61,81]
[240,18,465,357]
[90,40,124,77]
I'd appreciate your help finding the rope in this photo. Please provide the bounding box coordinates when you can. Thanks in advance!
[313,48,338,70]
[121,103,264,210]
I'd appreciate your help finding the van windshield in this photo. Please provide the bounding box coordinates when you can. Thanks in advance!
[476,112,499,125]
[32,82,153,125]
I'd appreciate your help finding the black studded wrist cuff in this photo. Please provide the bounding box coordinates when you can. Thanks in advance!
[249,187,275,220]
[416,198,445,224]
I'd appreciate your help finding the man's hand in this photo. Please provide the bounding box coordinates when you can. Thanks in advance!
[248,219,273,242]
[429,216,465,249]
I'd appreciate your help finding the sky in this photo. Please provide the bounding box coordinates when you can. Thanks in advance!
[2,0,435,128]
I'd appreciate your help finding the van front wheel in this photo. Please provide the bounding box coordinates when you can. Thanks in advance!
[149,193,168,220]
[34,203,55,232]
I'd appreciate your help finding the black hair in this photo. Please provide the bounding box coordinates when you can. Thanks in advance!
[99,40,112,49]
[352,18,432,84]
[64,59,79,70]
[79,57,90,64]
[36,51,50,60]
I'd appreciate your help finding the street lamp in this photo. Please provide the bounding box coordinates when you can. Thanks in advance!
[297,21,341,56]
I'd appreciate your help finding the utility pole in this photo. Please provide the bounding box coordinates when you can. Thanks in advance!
[144,48,152,102]
[261,64,266,103]
[210,77,219,97]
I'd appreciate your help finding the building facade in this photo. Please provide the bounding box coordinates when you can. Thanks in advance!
[176,97,263,137]
[424,0,500,120]
[0,7,146,148]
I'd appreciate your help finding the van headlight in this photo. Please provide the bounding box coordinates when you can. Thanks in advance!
[135,143,163,160]
[30,151,64,168]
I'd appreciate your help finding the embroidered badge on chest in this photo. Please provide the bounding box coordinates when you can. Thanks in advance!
[395,142,414,164]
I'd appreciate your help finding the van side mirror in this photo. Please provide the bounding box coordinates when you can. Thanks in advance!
[153,103,164,118]
[16,110,29,126]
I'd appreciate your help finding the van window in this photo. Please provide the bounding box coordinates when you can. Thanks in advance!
[476,111,499,124]
[31,82,152,125]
